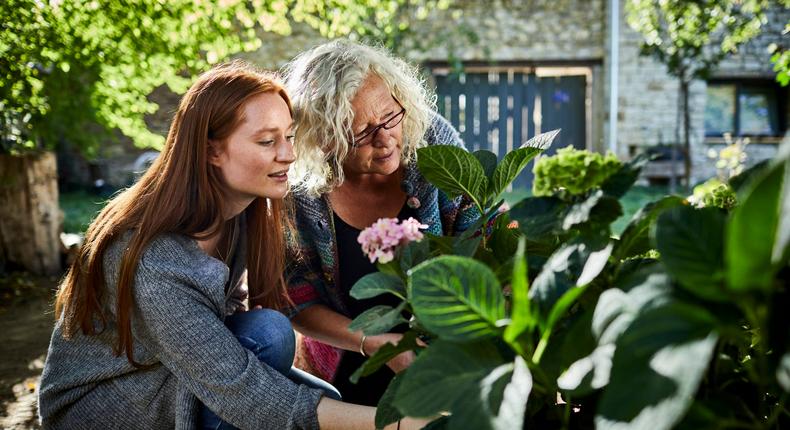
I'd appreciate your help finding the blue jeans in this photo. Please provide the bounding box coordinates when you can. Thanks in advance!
[199,309,341,430]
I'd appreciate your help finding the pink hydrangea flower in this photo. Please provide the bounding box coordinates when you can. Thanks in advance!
[358,217,428,264]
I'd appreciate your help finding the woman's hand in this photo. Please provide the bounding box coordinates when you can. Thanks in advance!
[364,333,424,374]
[317,397,433,430]
[384,417,434,430]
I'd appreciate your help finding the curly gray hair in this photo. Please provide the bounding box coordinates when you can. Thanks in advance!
[282,39,436,195]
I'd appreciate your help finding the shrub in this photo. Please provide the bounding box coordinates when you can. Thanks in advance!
[532,146,621,198]
[348,132,790,429]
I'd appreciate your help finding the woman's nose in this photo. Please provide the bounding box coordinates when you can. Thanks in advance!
[370,127,395,147]
[278,139,296,163]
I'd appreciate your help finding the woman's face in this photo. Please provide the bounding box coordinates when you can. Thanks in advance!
[343,74,403,177]
[210,91,295,208]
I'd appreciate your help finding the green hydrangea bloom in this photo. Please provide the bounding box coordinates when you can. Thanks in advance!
[691,179,737,210]
[532,146,622,197]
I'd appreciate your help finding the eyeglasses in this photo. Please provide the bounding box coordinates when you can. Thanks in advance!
[351,98,406,148]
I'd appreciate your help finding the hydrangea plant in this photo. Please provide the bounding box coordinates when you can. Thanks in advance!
[532,146,621,197]
[348,131,790,430]
[358,218,428,264]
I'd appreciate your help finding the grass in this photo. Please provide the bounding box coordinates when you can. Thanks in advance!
[60,190,108,234]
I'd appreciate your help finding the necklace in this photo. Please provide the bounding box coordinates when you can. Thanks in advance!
[214,219,238,264]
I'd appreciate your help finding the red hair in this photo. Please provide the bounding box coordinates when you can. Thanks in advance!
[56,61,294,365]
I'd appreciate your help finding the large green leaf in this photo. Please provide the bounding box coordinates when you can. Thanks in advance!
[522,128,561,150]
[453,235,482,257]
[510,196,568,241]
[729,159,769,193]
[587,196,624,228]
[473,149,499,181]
[376,373,405,428]
[504,237,532,355]
[423,417,450,429]
[774,158,790,263]
[596,302,718,430]
[562,190,605,230]
[351,331,421,384]
[727,150,787,291]
[393,340,505,417]
[493,356,531,430]
[529,235,613,325]
[655,206,727,301]
[347,303,407,336]
[490,146,545,201]
[562,191,623,232]
[400,238,431,271]
[417,145,487,205]
[545,284,590,336]
[449,357,532,430]
[488,213,521,263]
[778,352,790,393]
[613,196,684,261]
[532,283,591,364]
[558,264,672,395]
[601,153,650,198]
[539,306,597,385]
[558,343,616,396]
[350,272,405,300]
[426,234,455,255]
[410,256,506,341]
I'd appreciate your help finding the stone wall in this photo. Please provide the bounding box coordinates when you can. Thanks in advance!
[611,1,789,183]
[397,0,785,183]
[90,0,786,187]
[398,0,787,182]
[401,0,606,62]
[692,5,790,181]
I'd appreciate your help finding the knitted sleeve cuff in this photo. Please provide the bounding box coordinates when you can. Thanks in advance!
[292,385,324,430]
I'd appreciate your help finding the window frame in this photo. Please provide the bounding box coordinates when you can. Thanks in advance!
[704,78,788,141]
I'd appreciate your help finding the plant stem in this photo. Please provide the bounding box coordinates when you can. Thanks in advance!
[765,393,789,429]
[562,394,572,430]
[719,419,761,430]
[525,360,553,395]
[532,330,551,364]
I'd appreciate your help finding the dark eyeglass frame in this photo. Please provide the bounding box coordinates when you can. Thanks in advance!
[351,97,406,148]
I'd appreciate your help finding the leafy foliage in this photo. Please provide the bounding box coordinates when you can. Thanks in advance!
[690,179,738,210]
[0,0,454,156]
[770,23,790,86]
[349,131,790,428]
[625,0,772,82]
[532,146,621,198]
[624,0,779,184]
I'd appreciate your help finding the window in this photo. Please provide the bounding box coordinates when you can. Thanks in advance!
[704,80,787,138]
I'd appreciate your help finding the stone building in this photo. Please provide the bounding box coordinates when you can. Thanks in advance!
[246,0,789,185]
[423,0,787,184]
[82,0,789,188]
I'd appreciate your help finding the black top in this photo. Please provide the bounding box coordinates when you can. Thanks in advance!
[331,201,417,406]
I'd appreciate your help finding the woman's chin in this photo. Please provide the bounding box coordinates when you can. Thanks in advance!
[258,184,289,200]
[372,159,401,176]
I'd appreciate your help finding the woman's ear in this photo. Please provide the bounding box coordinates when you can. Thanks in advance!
[207,139,224,167]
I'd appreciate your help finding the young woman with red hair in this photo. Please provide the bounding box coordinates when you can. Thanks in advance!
[38,61,424,430]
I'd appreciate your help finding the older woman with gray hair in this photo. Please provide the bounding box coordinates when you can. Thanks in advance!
[283,39,477,405]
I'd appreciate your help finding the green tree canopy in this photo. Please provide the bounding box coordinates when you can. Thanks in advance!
[625,0,786,185]
[0,0,451,157]
[625,0,775,82]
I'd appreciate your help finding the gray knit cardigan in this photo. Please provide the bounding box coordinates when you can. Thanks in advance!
[38,228,323,430]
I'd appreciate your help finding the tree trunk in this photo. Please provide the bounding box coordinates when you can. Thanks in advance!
[681,79,692,188]
[0,152,62,275]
